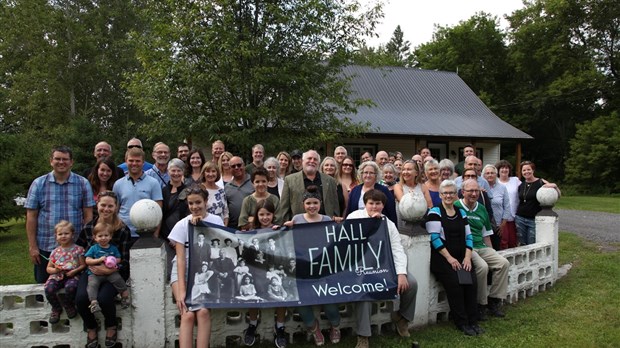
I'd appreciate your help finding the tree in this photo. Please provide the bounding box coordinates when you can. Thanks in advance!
[0,0,144,141]
[127,0,382,152]
[564,112,620,193]
[503,0,603,178]
[351,25,414,67]
[413,12,511,106]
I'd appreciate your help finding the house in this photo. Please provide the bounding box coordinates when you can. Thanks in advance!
[333,65,532,167]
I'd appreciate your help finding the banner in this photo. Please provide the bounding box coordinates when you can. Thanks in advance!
[185,218,398,309]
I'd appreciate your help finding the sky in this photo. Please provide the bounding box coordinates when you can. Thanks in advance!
[362,0,526,47]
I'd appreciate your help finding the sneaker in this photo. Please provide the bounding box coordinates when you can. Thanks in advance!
[308,320,324,346]
[471,324,485,335]
[49,310,61,324]
[391,311,410,337]
[355,336,369,348]
[329,326,341,344]
[89,301,101,314]
[244,324,257,346]
[487,298,505,318]
[120,297,131,309]
[274,325,287,348]
[477,304,488,321]
[458,324,477,336]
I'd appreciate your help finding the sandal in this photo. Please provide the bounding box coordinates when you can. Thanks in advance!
[120,296,130,309]
[104,327,118,348]
[49,310,61,324]
[86,331,100,348]
[89,301,101,313]
[66,305,78,319]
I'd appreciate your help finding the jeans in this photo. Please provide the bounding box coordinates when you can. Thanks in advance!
[515,215,536,245]
[297,304,341,328]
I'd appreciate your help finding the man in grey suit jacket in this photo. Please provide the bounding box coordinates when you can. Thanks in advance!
[275,150,340,224]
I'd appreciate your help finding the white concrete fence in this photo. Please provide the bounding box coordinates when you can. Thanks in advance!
[0,210,559,347]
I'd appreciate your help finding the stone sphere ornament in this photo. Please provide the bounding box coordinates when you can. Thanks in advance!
[536,186,559,207]
[399,192,428,221]
[129,199,162,232]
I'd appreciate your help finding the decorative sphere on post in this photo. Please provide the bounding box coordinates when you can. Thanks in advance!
[536,187,559,207]
[130,199,162,233]
[398,193,428,221]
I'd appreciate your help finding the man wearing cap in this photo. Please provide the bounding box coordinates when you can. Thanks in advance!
[290,150,303,173]
[145,142,171,188]
[81,141,125,181]
[275,149,340,224]
[118,138,154,174]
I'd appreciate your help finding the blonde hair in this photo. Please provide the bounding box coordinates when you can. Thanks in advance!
[93,222,113,238]
[55,220,75,235]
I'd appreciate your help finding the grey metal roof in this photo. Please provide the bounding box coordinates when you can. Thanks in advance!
[342,65,532,139]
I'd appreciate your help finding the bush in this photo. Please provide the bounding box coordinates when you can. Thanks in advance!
[564,112,620,193]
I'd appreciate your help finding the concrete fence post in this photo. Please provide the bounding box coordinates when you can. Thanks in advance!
[130,233,167,347]
[535,207,559,284]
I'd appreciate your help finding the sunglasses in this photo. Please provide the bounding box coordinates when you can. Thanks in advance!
[341,163,354,168]
[127,145,142,149]
[184,187,205,195]
[230,163,243,169]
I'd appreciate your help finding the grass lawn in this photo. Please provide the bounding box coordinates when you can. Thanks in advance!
[1,218,619,347]
[554,195,620,214]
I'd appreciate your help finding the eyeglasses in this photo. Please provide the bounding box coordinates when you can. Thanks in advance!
[230,163,243,169]
[98,191,117,199]
[362,172,376,176]
[127,145,142,149]
[441,191,456,196]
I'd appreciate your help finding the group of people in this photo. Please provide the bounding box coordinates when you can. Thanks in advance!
[25,139,560,348]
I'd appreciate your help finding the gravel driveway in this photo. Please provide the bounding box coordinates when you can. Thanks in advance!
[556,209,620,244]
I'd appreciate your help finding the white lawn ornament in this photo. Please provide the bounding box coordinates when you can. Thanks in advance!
[536,187,559,207]
[398,192,428,221]
[130,199,162,232]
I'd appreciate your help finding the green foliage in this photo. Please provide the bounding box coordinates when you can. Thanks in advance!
[413,12,510,107]
[564,112,620,193]
[127,0,381,151]
[0,133,50,229]
[351,25,414,67]
[0,0,145,139]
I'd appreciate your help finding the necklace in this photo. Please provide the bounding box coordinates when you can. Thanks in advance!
[522,182,533,202]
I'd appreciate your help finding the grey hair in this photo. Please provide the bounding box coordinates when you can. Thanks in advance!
[168,158,185,171]
[439,179,457,193]
[483,164,497,174]
[424,159,439,171]
[439,159,455,174]
[264,156,279,170]
[359,161,382,182]
[303,150,321,164]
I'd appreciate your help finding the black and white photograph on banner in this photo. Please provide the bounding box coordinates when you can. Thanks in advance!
[185,218,399,309]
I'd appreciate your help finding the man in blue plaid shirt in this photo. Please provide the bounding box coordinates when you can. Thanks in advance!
[25,146,95,283]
